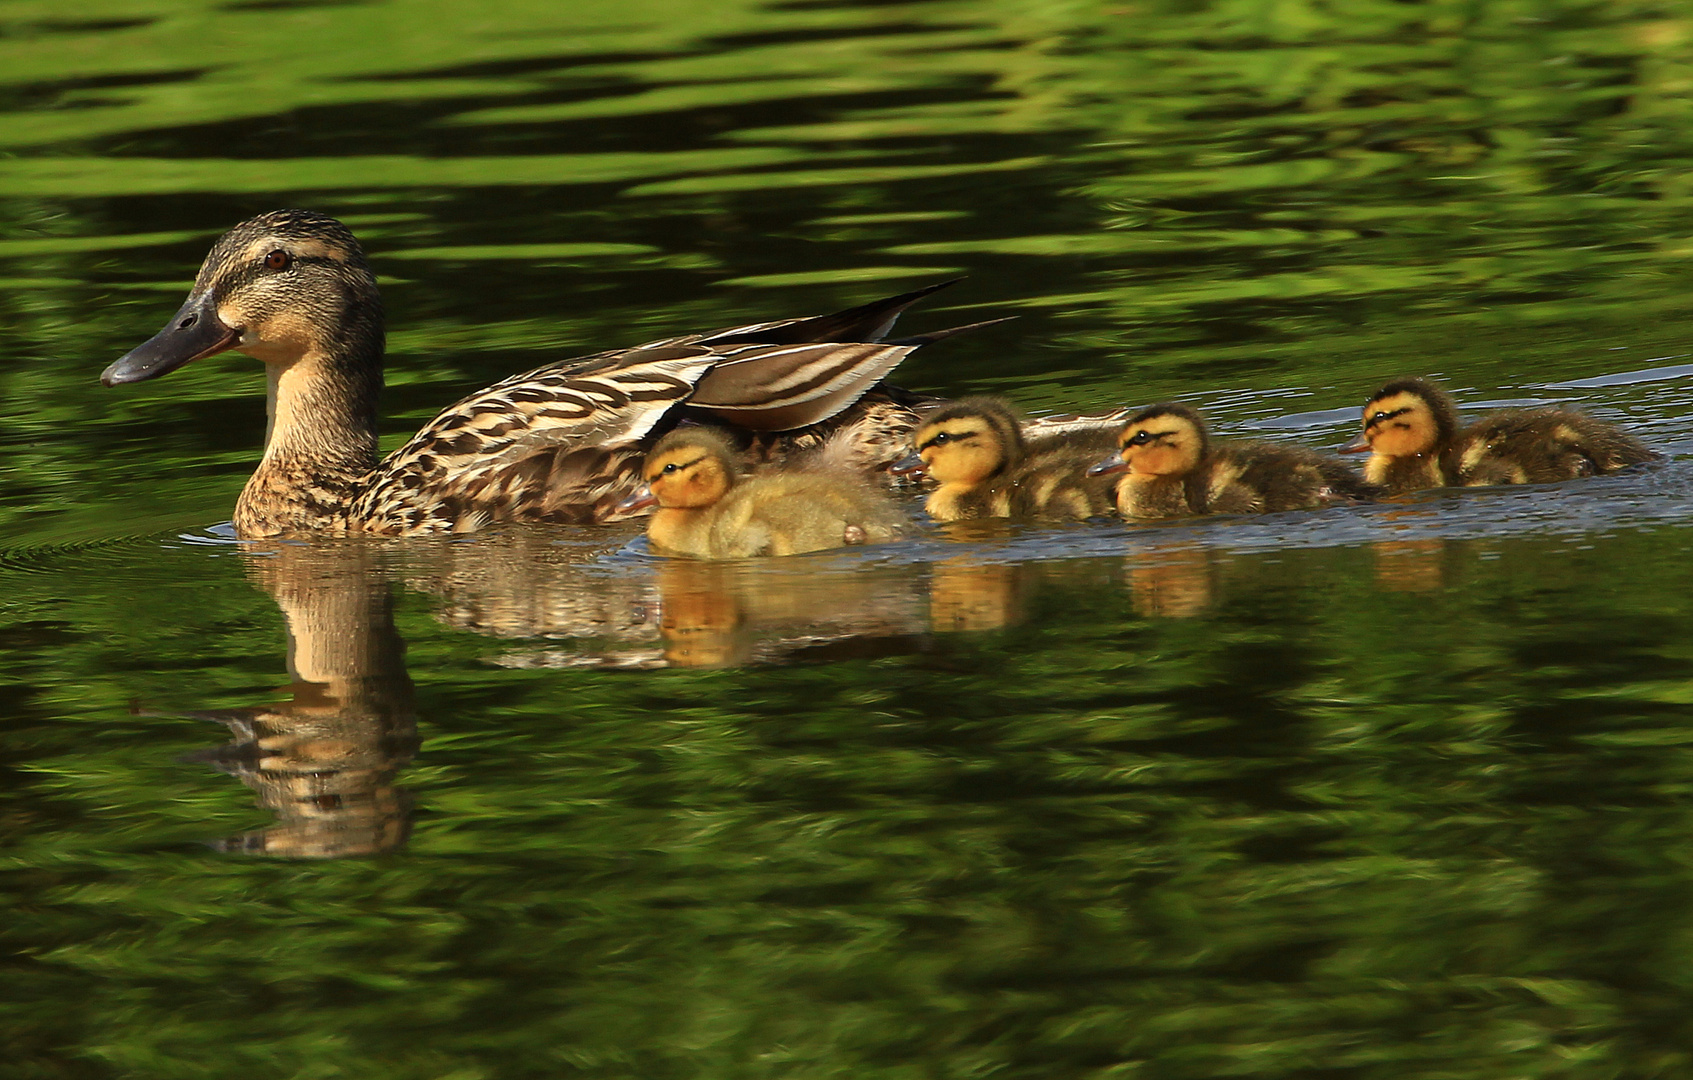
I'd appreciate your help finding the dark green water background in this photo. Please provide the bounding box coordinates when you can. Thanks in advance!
[8,1,1693,1076]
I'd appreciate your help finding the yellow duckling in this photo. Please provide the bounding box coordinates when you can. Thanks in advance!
[887,397,1119,522]
[617,428,905,558]
[1346,377,1653,493]
[1088,402,1378,518]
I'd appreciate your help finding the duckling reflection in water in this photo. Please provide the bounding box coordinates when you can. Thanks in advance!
[1347,377,1654,493]
[889,397,1120,522]
[1089,403,1378,518]
[618,427,906,558]
[1372,538,1448,593]
[927,559,1027,632]
[1129,547,1215,618]
[652,562,753,668]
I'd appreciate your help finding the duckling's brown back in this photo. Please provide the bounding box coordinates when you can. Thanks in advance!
[706,472,906,558]
[1216,441,1378,513]
[1005,438,1122,519]
[1458,408,1653,485]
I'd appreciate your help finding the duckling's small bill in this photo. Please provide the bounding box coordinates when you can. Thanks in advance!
[1086,451,1128,477]
[614,486,658,514]
[888,452,927,476]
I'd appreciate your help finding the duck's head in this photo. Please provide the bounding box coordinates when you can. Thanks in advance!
[1347,378,1457,458]
[1088,403,1207,478]
[616,427,740,514]
[102,209,382,386]
[889,397,1024,486]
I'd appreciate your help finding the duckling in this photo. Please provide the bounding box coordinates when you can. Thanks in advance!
[616,428,906,559]
[1343,378,1461,493]
[1347,377,1653,493]
[100,210,991,538]
[1088,403,1378,518]
[887,397,1120,522]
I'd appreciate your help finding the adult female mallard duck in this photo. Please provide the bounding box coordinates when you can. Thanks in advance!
[1088,402,1378,518]
[1346,377,1654,493]
[887,397,1121,521]
[100,210,990,538]
[615,427,905,558]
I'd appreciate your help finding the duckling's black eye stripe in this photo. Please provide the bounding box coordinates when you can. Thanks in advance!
[655,454,707,475]
[918,429,977,452]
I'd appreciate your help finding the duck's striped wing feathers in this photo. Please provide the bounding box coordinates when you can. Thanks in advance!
[687,341,917,431]
[346,282,987,534]
[352,348,720,533]
[350,339,932,533]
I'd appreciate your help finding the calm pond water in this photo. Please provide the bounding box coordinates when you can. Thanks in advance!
[7,0,1693,1076]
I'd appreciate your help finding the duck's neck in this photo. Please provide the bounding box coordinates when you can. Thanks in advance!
[234,340,382,537]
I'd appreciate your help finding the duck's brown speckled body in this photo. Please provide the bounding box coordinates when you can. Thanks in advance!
[1090,403,1378,519]
[619,427,905,559]
[102,210,983,538]
[1350,377,1654,493]
[889,397,1121,522]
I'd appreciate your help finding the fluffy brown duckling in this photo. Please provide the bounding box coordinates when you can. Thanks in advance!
[1088,402,1378,519]
[887,397,1119,522]
[617,428,905,559]
[1347,377,1653,493]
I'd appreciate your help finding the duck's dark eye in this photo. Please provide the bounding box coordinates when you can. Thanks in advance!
[932,432,950,446]
[1128,431,1152,446]
[1371,411,1388,424]
[661,463,680,475]
[264,250,291,271]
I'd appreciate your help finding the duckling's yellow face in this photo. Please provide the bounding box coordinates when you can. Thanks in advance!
[912,414,1005,487]
[1359,391,1439,458]
[644,443,733,509]
[1117,414,1202,477]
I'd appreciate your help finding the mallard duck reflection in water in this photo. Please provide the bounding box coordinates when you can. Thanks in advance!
[889,397,1120,522]
[101,209,990,538]
[1346,377,1654,493]
[1089,402,1379,518]
[616,427,907,559]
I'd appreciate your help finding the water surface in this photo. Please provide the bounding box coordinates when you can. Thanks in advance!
[6,1,1693,1076]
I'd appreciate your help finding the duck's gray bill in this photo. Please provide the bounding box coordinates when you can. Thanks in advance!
[101,294,238,387]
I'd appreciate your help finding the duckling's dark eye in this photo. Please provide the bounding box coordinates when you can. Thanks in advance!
[931,432,950,446]
[661,463,681,475]
[1370,411,1388,424]
[264,250,291,271]
[1128,431,1153,446]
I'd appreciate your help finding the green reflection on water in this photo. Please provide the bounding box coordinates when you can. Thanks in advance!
[4,0,1693,1075]
[6,529,1693,1077]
